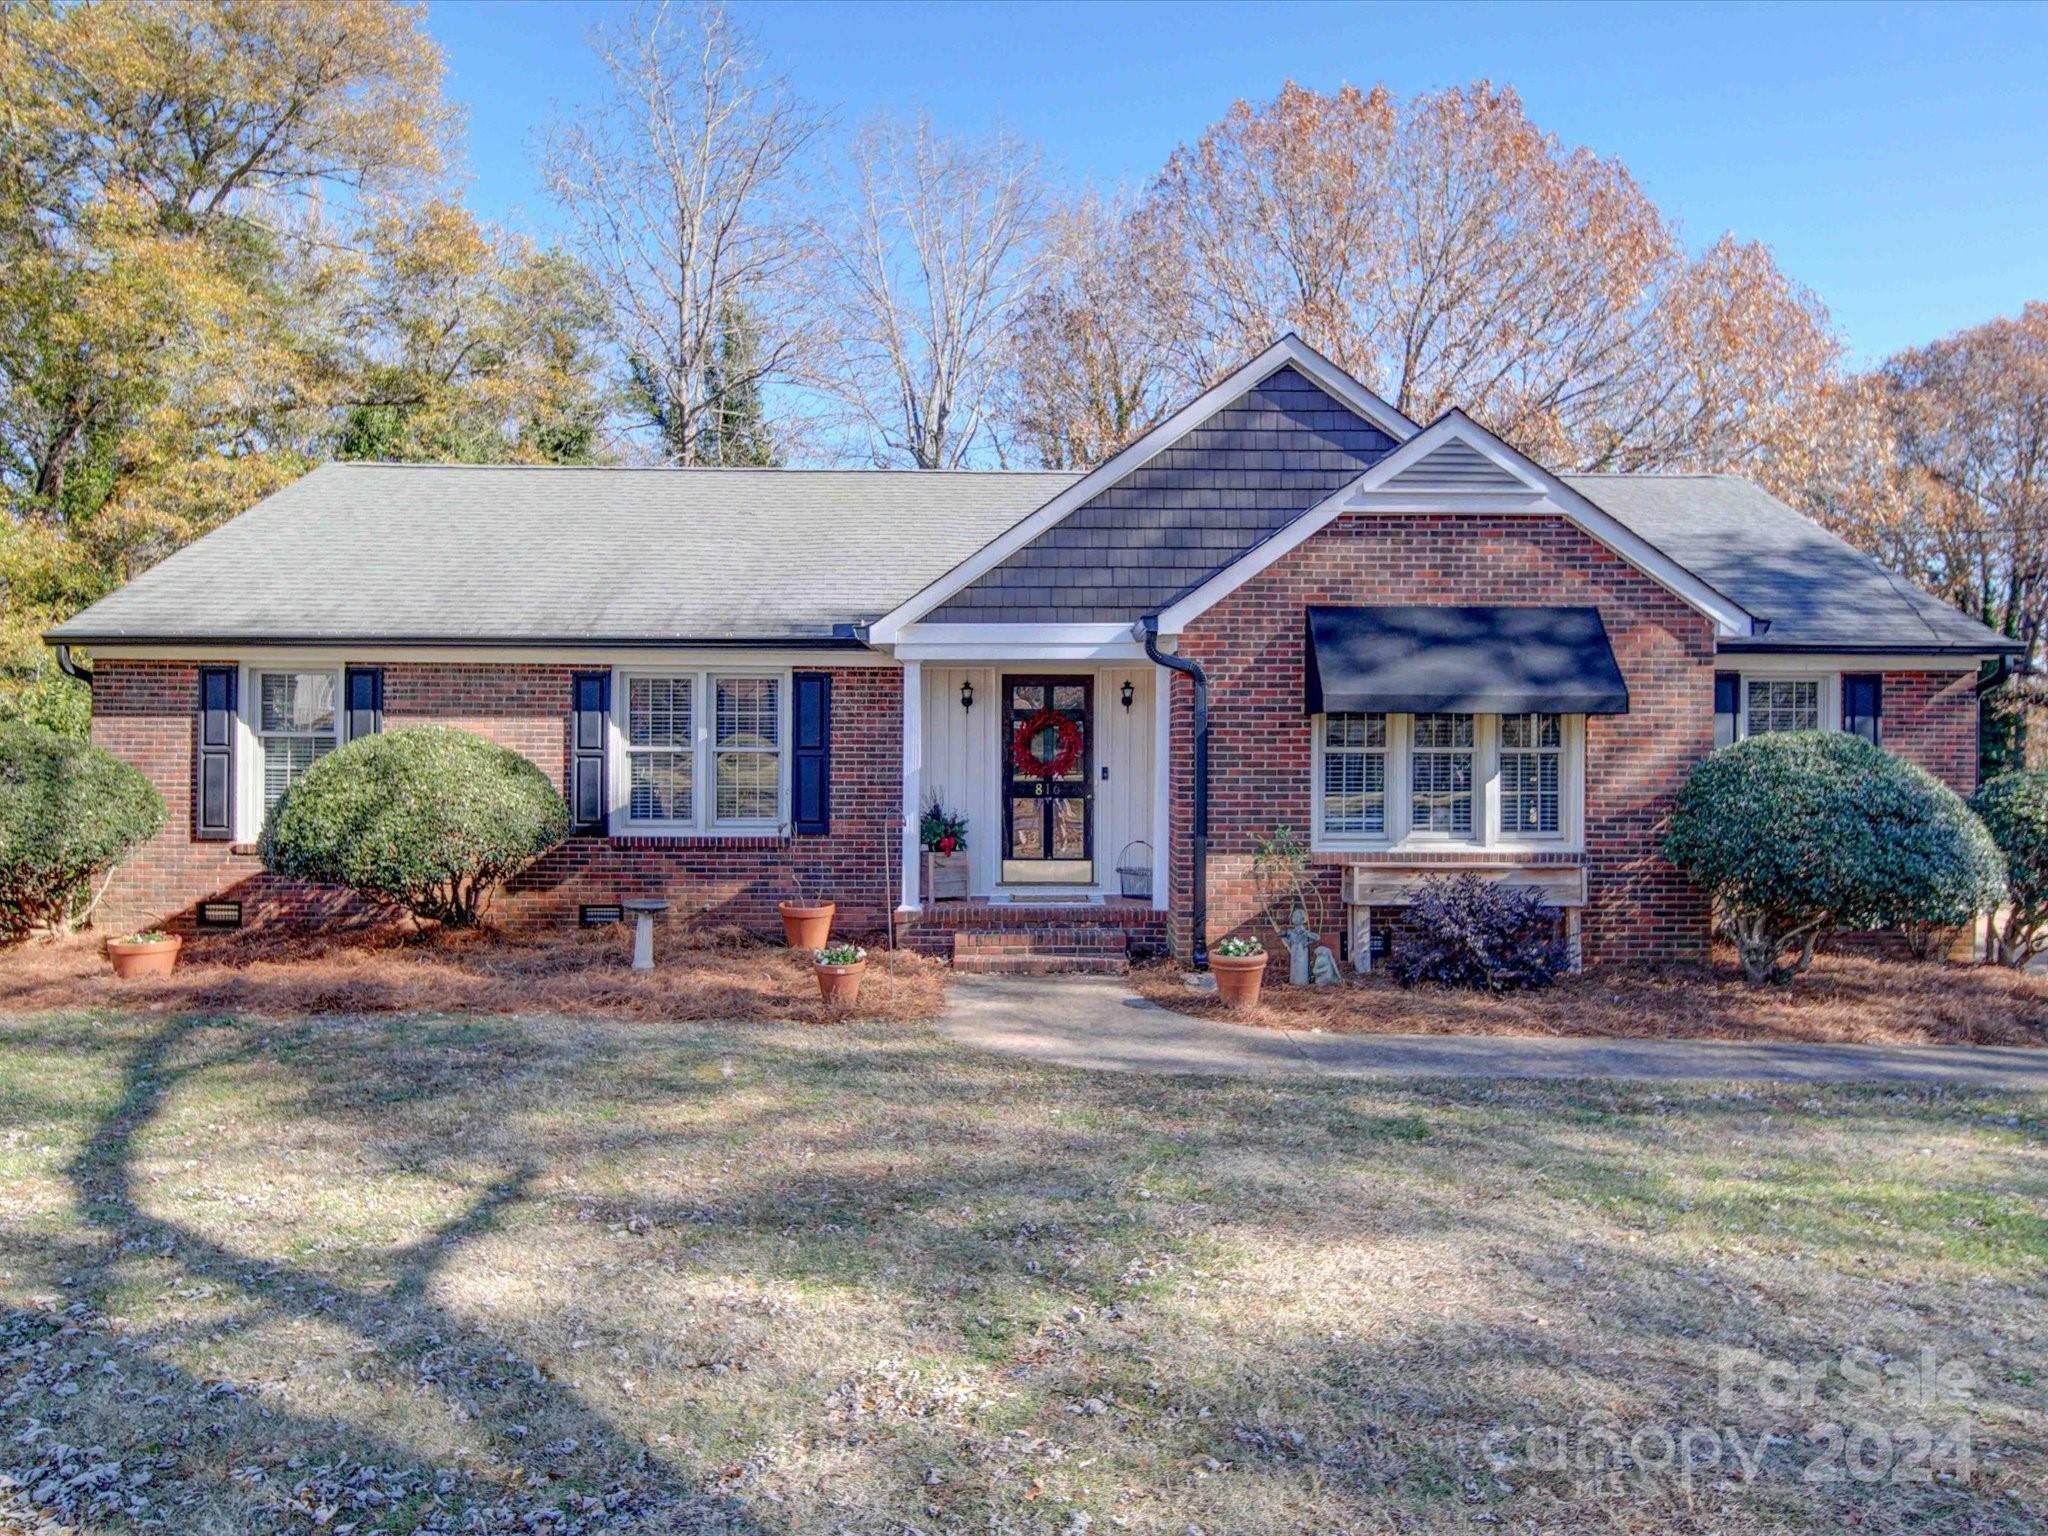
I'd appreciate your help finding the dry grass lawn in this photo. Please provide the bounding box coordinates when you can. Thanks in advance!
[0,925,947,1026]
[1132,947,2048,1048]
[1,995,2043,1533]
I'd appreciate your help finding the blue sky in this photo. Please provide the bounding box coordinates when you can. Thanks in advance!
[425,0,2048,365]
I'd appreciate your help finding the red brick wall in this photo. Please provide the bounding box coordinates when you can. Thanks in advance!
[1171,512,1720,966]
[90,660,901,939]
[1881,670,1979,795]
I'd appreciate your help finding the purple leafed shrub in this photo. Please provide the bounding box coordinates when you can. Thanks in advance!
[1385,873,1572,991]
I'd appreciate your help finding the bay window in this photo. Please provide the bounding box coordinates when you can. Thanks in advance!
[1313,711,1580,850]
[1499,713,1562,835]
[615,670,786,832]
[1320,713,1387,835]
[1409,713,1475,835]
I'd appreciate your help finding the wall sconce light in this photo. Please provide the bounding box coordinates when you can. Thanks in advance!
[960,678,975,713]
[1120,679,1135,712]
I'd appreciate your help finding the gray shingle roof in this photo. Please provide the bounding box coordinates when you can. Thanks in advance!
[47,457,2014,659]
[1563,474,2016,654]
[47,463,1080,645]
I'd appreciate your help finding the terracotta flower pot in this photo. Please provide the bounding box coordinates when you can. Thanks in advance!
[1210,951,1268,1010]
[778,900,835,950]
[813,957,867,1010]
[108,934,182,979]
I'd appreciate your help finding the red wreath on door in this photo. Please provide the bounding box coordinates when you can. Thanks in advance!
[1011,707,1084,780]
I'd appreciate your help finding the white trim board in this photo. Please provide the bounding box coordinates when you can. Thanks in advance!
[1716,652,1993,673]
[88,643,895,669]
[864,334,1419,644]
[1154,410,1761,640]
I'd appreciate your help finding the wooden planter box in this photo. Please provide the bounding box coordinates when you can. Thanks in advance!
[923,852,970,901]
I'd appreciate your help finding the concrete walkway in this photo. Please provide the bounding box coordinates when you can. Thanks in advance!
[937,974,2048,1089]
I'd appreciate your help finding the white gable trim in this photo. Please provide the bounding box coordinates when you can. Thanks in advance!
[863,334,1419,643]
[1155,411,1760,639]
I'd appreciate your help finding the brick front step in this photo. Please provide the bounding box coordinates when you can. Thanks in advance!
[949,927,1131,975]
[896,900,1168,960]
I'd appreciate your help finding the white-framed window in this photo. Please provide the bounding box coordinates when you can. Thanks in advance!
[1312,711,1582,852]
[254,668,341,814]
[625,674,694,824]
[1410,712,1476,836]
[713,675,781,822]
[1744,677,1821,735]
[1499,713,1562,836]
[1320,713,1387,835]
[612,669,788,833]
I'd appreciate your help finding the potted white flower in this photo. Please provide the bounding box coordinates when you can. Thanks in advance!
[813,940,868,1009]
[107,930,182,979]
[1209,935,1268,1009]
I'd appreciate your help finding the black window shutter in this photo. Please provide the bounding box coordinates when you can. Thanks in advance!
[570,671,610,833]
[1713,672,1740,717]
[1842,674,1882,744]
[1713,671,1740,748]
[196,666,236,841]
[791,671,831,835]
[344,667,383,741]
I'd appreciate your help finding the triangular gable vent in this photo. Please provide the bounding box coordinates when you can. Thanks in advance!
[1380,437,1530,493]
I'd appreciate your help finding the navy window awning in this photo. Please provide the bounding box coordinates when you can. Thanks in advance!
[1304,605,1630,716]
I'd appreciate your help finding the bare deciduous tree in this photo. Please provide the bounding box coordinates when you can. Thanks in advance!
[1005,191,1180,469]
[540,0,821,465]
[815,116,1047,468]
[1019,81,1841,480]
[1871,304,2048,668]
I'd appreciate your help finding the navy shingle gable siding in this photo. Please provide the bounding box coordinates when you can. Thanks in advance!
[930,366,1399,623]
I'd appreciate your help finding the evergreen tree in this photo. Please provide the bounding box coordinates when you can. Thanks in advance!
[702,301,778,467]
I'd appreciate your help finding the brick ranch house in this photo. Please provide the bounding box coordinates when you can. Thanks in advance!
[50,335,2018,971]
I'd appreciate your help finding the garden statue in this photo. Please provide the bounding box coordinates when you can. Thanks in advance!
[1311,944,1342,986]
[1282,907,1317,986]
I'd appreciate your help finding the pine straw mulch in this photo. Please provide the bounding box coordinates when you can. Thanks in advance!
[1130,945,2048,1048]
[0,923,948,1026]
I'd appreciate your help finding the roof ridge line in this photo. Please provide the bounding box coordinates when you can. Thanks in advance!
[322,461,1081,475]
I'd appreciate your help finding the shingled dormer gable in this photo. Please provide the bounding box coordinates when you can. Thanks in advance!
[926,363,1401,624]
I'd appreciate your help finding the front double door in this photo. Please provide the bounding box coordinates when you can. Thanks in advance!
[1002,675,1093,884]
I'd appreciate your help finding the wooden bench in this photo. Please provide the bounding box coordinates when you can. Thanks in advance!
[1342,862,1586,973]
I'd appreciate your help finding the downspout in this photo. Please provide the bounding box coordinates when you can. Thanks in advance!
[1139,617,1209,969]
[54,644,92,690]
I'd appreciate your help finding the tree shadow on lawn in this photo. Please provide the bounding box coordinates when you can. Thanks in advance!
[8,1010,2046,1533]
[7,1014,770,1534]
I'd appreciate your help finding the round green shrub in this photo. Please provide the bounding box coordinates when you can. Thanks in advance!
[1663,731,2005,984]
[1972,769,2048,966]
[260,726,569,927]
[0,721,165,938]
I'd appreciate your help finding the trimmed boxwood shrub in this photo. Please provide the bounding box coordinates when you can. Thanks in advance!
[261,726,569,927]
[1972,769,2048,967]
[1664,732,2005,985]
[1385,873,1572,992]
[0,721,165,938]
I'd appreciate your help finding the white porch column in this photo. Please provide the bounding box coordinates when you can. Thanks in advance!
[900,660,922,910]
[1151,664,1171,911]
